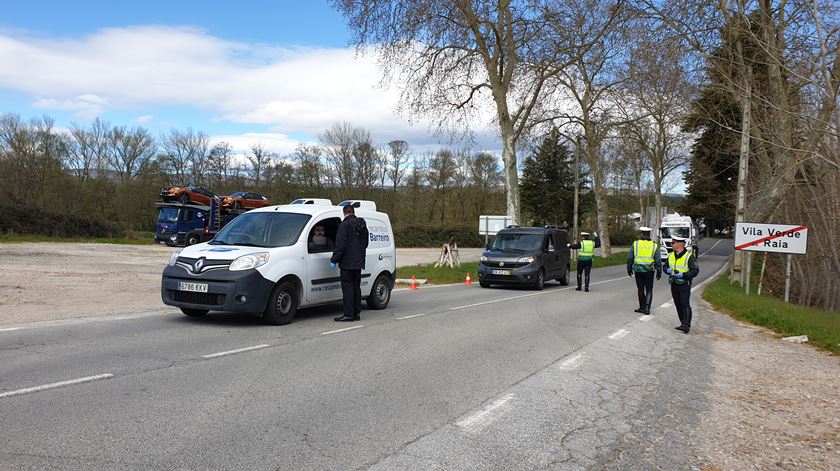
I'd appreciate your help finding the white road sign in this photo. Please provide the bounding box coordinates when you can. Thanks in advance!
[734,223,808,254]
[479,215,513,235]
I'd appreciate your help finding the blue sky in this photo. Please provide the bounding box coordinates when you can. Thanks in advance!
[0,1,469,155]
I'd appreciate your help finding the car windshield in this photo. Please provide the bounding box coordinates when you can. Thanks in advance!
[231,192,246,197]
[157,207,180,223]
[211,212,311,248]
[491,233,544,252]
[660,227,690,238]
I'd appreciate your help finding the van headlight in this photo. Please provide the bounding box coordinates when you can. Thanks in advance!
[168,249,182,266]
[518,256,536,263]
[480,255,488,262]
[229,252,270,271]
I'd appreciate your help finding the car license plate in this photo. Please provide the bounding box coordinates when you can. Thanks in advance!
[178,282,208,293]
[492,269,511,276]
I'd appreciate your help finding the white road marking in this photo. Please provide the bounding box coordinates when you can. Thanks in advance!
[449,276,626,311]
[558,354,583,370]
[0,374,113,399]
[660,302,672,308]
[0,327,21,332]
[608,329,629,340]
[639,315,654,322]
[456,393,515,431]
[396,313,429,320]
[701,239,723,256]
[202,344,270,358]
[320,325,365,335]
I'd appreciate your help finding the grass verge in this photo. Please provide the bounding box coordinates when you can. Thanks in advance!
[571,251,627,271]
[0,231,156,245]
[397,261,480,285]
[703,275,840,355]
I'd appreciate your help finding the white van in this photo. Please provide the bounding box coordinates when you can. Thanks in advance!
[161,203,396,325]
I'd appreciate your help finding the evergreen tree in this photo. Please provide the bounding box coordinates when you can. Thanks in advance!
[520,128,586,227]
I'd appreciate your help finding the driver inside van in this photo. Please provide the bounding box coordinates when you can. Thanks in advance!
[308,225,335,252]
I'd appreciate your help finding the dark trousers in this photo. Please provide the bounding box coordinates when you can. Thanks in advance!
[671,283,692,327]
[634,271,655,310]
[340,269,362,318]
[576,260,592,288]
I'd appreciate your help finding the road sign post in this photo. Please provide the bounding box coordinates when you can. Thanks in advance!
[734,223,808,301]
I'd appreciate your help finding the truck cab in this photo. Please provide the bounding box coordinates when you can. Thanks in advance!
[658,212,700,259]
[155,203,209,246]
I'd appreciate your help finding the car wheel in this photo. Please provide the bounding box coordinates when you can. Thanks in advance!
[366,274,392,310]
[557,264,569,286]
[479,280,491,288]
[185,233,200,246]
[178,193,189,204]
[534,269,545,291]
[263,281,299,325]
[180,308,208,317]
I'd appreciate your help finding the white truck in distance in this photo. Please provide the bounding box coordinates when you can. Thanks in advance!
[658,213,700,259]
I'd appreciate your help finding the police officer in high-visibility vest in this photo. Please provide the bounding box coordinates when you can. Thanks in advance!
[664,236,699,333]
[626,226,662,315]
[567,231,601,292]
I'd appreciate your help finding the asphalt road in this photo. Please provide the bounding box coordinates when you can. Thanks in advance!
[0,239,732,470]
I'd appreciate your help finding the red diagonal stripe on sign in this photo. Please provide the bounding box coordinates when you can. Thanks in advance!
[735,225,807,250]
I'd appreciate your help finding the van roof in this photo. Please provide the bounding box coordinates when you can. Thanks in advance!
[248,204,388,219]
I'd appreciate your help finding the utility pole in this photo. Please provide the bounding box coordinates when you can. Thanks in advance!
[731,66,752,284]
[573,136,581,255]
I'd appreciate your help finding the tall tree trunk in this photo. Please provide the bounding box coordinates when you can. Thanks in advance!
[500,125,521,224]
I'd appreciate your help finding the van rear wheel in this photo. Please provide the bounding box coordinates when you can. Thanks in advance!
[181,308,208,317]
[366,274,392,310]
[557,264,569,286]
[263,281,298,325]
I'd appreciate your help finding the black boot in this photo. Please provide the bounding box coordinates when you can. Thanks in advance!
[576,286,582,291]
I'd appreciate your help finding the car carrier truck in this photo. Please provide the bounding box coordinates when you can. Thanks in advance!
[154,198,238,247]
[658,212,700,259]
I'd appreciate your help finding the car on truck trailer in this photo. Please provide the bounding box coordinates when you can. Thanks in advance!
[161,200,396,325]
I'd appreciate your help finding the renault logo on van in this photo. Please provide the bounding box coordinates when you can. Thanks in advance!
[499,261,505,267]
[193,258,205,273]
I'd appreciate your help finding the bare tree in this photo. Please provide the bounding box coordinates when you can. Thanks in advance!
[387,139,410,191]
[426,149,456,223]
[67,118,109,183]
[353,139,379,198]
[319,122,369,192]
[331,1,581,224]
[291,144,324,189]
[246,143,272,188]
[107,125,157,184]
[207,141,235,188]
[161,128,208,185]
[0,114,64,205]
[470,151,502,216]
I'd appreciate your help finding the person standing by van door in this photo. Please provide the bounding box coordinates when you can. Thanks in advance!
[331,205,369,322]
[626,226,662,315]
[663,236,699,333]
[567,231,600,292]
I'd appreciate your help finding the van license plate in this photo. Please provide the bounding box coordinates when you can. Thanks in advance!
[178,282,208,293]
[492,269,511,276]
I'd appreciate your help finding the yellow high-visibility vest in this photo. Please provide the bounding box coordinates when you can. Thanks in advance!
[668,251,690,285]
[579,240,595,260]
[633,240,657,272]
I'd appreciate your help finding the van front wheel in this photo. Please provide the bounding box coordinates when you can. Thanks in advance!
[264,281,299,325]
[366,275,392,310]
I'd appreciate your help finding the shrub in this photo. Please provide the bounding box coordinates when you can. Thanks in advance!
[0,204,120,238]
[394,224,484,248]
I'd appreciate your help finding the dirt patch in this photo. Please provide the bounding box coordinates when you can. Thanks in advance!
[0,242,483,326]
[693,300,840,470]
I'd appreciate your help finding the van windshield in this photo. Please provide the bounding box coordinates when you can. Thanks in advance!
[660,227,690,239]
[157,207,179,223]
[211,212,311,248]
[491,233,544,252]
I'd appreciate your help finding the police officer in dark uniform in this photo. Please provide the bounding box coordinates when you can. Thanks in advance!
[626,226,662,315]
[664,236,700,333]
[567,231,601,292]
[331,205,369,322]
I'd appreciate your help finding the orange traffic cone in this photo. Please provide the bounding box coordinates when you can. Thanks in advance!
[465,273,472,285]
[410,275,418,290]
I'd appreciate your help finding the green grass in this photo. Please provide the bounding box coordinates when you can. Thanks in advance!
[703,275,840,355]
[397,261,481,285]
[0,231,156,245]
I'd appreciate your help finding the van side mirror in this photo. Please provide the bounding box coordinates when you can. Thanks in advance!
[484,243,492,251]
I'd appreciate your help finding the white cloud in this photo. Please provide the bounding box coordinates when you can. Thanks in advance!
[0,26,490,148]
[134,114,154,125]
